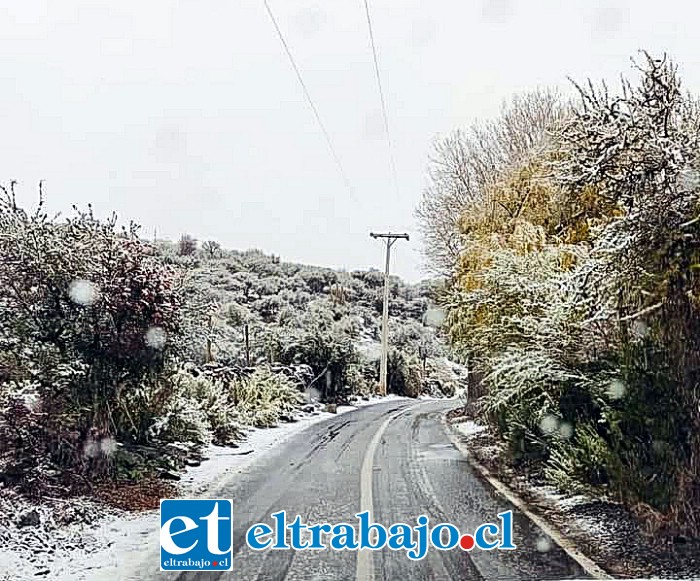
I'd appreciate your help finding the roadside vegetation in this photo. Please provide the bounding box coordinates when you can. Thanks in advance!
[0,191,457,497]
[419,52,700,537]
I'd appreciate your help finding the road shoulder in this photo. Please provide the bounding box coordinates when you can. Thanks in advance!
[443,405,700,580]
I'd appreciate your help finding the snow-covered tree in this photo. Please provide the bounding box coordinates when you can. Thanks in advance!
[438,52,700,535]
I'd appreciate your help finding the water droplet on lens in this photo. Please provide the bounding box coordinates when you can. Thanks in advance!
[607,379,626,400]
[145,326,167,349]
[536,536,552,552]
[558,422,574,439]
[68,279,99,306]
[423,307,445,328]
[539,414,559,435]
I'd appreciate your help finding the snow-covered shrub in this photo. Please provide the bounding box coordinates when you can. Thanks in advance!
[0,191,185,481]
[384,349,422,398]
[230,367,304,428]
[147,368,245,447]
[277,305,299,327]
[149,392,212,448]
[345,364,374,397]
[191,378,245,446]
[300,268,337,293]
[0,380,47,487]
[272,302,360,402]
[544,423,611,493]
[553,53,700,532]
[253,295,283,322]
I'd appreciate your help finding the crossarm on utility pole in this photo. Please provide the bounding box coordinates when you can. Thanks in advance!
[370,232,409,396]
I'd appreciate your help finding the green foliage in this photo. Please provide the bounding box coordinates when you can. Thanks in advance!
[230,367,305,428]
[345,364,374,397]
[385,350,422,398]
[603,341,692,510]
[432,53,700,534]
[278,307,359,403]
[545,423,611,493]
[145,367,245,447]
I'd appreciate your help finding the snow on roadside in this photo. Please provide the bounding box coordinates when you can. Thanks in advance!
[529,484,590,509]
[449,412,700,579]
[0,396,407,581]
[452,417,603,517]
[453,419,487,437]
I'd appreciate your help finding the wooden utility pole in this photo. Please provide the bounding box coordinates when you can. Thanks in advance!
[370,232,409,395]
[206,314,214,363]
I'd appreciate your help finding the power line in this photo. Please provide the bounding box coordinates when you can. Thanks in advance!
[263,0,352,193]
[362,0,400,200]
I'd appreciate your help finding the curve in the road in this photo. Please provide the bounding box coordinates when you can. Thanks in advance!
[148,399,593,581]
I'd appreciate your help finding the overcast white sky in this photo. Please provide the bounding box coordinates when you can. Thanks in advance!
[2,1,699,281]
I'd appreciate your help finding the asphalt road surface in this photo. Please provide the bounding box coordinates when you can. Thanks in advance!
[153,399,590,581]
